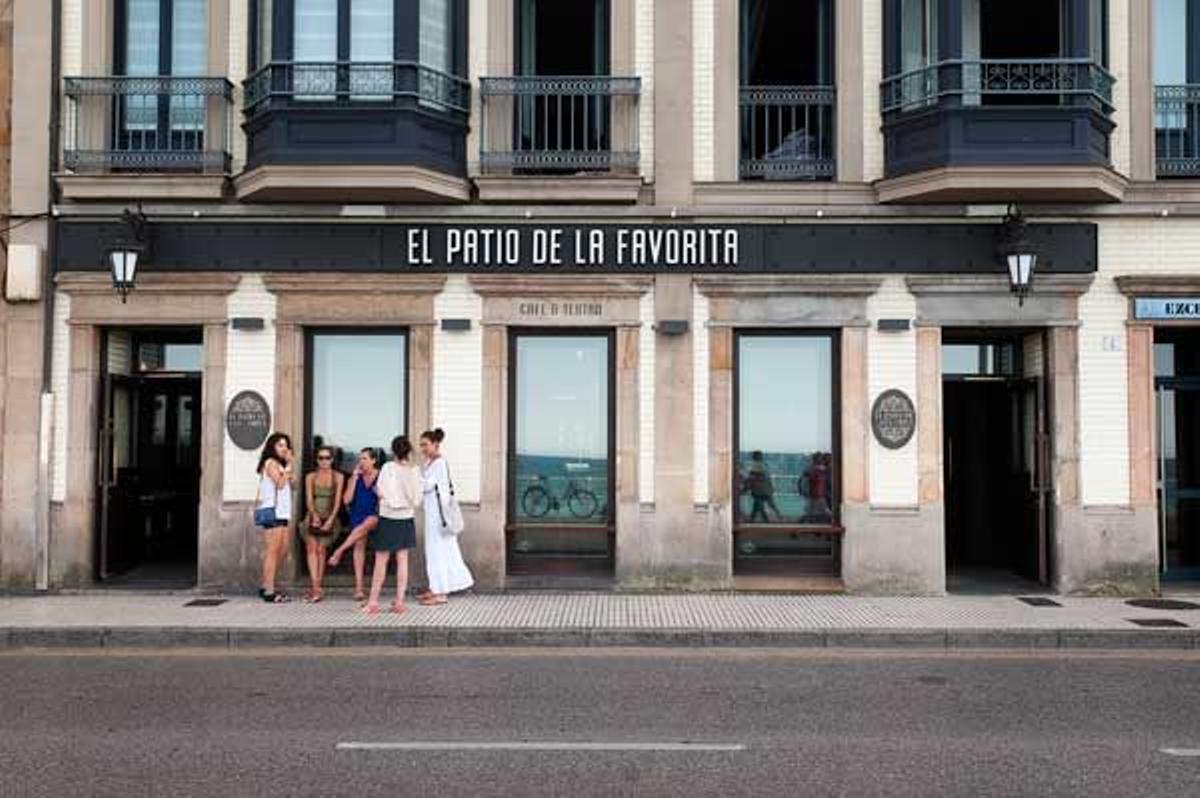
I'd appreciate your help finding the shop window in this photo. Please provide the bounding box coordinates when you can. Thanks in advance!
[307,331,408,473]
[509,333,614,573]
[941,342,1018,378]
[734,333,838,568]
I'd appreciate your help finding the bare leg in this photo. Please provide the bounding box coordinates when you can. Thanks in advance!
[261,528,283,594]
[304,539,321,599]
[393,551,409,613]
[353,540,368,600]
[364,552,390,613]
[314,543,328,597]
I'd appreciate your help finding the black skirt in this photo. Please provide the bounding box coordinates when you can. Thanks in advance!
[372,517,416,552]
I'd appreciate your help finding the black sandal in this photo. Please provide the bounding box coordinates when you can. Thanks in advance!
[260,590,290,604]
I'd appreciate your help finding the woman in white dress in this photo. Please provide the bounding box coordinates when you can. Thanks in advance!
[418,428,474,606]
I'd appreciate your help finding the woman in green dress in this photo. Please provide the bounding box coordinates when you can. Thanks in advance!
[302,446,345,603]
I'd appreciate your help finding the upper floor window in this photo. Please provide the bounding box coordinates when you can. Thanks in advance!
[1155,0,1190,85]
[1154,0,1200,178]
[118,0,207,77]
[516,0,610,77]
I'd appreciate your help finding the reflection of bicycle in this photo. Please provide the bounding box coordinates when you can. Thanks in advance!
[521,476,599,519]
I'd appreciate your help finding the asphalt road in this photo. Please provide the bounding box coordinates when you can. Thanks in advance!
[1,649,1198,797]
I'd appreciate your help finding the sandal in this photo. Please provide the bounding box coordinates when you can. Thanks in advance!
[418,596,448,606]
[391,600,407,615]
[352,591,367,603]
[362,603,380,615]
[261,591,290,604]
[327,551,343,568]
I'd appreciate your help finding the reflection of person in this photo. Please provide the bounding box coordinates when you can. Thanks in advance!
[418,428,474,606]
[745,450,782,523]
[802,452,832,521]
[255,433,294,604]
[362,436,422,615]
[328,447,380,602]
[302,446,344,603]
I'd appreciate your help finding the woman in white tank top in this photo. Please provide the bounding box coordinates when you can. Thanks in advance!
[255,432,295,603]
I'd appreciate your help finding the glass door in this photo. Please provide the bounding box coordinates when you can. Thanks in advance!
[509,332,614,575]
[1157,381,1200,580]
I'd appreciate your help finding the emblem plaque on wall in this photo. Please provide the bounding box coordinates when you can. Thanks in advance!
[226,390,272,451]
[871,389,917,450]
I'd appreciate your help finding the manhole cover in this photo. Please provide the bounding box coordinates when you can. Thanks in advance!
[1128,618,1189,628]
[184,598,228,608]
[1017,597,1062,607]
[1126,598,1200,611]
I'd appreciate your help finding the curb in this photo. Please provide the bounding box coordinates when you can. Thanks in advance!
[1,626,1198,650]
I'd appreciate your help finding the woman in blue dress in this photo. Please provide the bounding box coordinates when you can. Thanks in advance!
[328,447,380,602]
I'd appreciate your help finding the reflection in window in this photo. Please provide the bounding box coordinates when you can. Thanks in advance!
[310,333,407,472]
[137,343,202,373]
[736,335,835,528]
[513,336,610,527]
[942,343,1017,377]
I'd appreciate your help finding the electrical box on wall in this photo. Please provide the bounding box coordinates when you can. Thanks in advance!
[4,244,44,302]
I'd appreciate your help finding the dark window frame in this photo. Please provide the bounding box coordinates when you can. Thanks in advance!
[731,328,843,537]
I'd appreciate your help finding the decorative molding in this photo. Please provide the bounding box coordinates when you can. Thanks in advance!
[474,176,643,204]
[695,274,884,298]
[56,174,229,202]
[263,273,448,295]
[1114,274,1200,296]
[876,165,1129,204]
[468,274,654,297]
[234,165,471,203]
[906,274,1095,298]
[55,271,241,295]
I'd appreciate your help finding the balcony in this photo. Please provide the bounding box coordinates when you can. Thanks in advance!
[59,76,233,200]
[477,76,642,203]
[878,59,1124,203]
[1155,85,1200,179]
[236,61,472,202]
[739,85,836,181]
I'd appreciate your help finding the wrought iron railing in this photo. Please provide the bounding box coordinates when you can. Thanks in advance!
[479,76,641,174]
[881,59,1115,116]
[62,76,233,173]
[1155,85,1200,177]
[243,61,471,115]
[739,85,836,181]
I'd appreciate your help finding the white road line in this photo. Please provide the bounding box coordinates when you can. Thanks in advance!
[337,742,746,753]
[1159,747,1200,758]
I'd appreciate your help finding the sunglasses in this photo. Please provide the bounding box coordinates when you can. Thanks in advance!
[317,455,333,462]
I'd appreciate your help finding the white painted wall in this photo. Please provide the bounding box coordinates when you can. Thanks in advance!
[862,0,885,182]
[432,275,483,504]
[691,0,715,182]
[1108,0,1131,177]
[223,275,278,502]
[636,0,656,182]
[229,0,249,172]
[692,287,710,504]
[466,0,488,177]
[866,276,918,505]
[49,293,71,502]
[61,0,81,76]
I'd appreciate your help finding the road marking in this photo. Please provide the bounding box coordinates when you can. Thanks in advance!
[337,742,746,753]
[1160,747,1200,758]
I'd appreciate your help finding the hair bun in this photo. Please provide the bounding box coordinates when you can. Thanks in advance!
[434,428,445,442]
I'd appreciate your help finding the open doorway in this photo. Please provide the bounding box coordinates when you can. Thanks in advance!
[943,332,1051,594]
[96,328,203,587]
[1155,329,1200,582]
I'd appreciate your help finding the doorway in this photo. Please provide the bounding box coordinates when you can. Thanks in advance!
[507,330,615,578]
[942,334,1051,592]
[96,329,203,587]
[1155,330,1200,581]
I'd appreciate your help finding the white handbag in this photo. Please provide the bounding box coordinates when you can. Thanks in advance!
[434,463,466,536]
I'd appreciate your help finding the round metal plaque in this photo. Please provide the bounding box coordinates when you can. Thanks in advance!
[871,389,916,450]
[226,390,272,451]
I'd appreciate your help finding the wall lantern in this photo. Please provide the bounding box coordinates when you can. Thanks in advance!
[996,205,1037,306]
[107,207,151,303]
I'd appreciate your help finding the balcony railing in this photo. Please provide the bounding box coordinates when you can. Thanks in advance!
[479,76,641,175]
[739,85,836,181]
[62,76,233,173]
[1155,85,1200,178]
[243,61,470,116]
[881,58,1115,116]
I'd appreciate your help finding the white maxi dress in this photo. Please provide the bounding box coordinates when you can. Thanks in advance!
[422,457,474,595]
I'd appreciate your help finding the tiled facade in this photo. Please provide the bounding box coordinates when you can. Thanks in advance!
[1,0,1199,595]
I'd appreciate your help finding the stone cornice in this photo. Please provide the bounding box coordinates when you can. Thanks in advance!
[262,273,447,295]
[55,271,241,295]
[468,274,654,297]
[1114,274,1200,296]
[694,274,884,298]
[905,273,1095,298]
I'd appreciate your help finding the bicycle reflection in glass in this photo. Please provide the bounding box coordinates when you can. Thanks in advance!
[520,474,600,519]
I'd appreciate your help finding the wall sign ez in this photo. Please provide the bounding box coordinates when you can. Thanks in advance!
[1134,297,1200,321]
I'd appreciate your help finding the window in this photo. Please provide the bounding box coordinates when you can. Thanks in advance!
[900,0,938,74]
[255,0,273,69]
[308,331,407,473]
[735,333,837,530]
[1155,0,1189,85]
[509,333,614,573]
[942,342,1018,378]
[420,0,453,73]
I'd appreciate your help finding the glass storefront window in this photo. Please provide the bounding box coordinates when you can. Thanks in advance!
[735,334,836,531]
[942,342,1017,377]
[309,331,407,472]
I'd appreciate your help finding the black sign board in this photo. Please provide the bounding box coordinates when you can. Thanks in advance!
[872,389,917,450]
[226,390,272,451]
[56,221,1098,275]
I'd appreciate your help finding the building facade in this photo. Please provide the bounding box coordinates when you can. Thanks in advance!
[1,0,1199,595]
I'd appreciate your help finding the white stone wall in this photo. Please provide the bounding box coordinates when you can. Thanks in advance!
[638,291,655,502]
[466,0,488,177]
[866,276,918,505]
[229,0,249,172]
[636,0,656,182]
[432,275,484,504]
[1108,0,1131,177]
[223,275,278,502]
[691,0,715,182]
[692,287,710,504]
[49,293,71,502]
[61,0,81,75]
[862,0,885,182]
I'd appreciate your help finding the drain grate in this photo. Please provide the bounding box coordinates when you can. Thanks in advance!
[1126,598,1200,611]
[1128,617,1189,628]
[184,598,228,608]
[1017,597,1062,607]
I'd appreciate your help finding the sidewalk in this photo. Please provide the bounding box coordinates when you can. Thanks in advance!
[3,592,1200,650]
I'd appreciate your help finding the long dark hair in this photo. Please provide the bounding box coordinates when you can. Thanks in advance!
[359,446,381,471]
[420,428,445,445]
[257,432,292,474]
[391,436,413,461]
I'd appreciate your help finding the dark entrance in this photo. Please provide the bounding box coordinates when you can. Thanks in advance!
[96,328,203,586]
[1155,329,1200,580]
[942,333,1051,590]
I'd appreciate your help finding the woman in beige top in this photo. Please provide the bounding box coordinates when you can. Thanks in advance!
[360,435,422,614]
